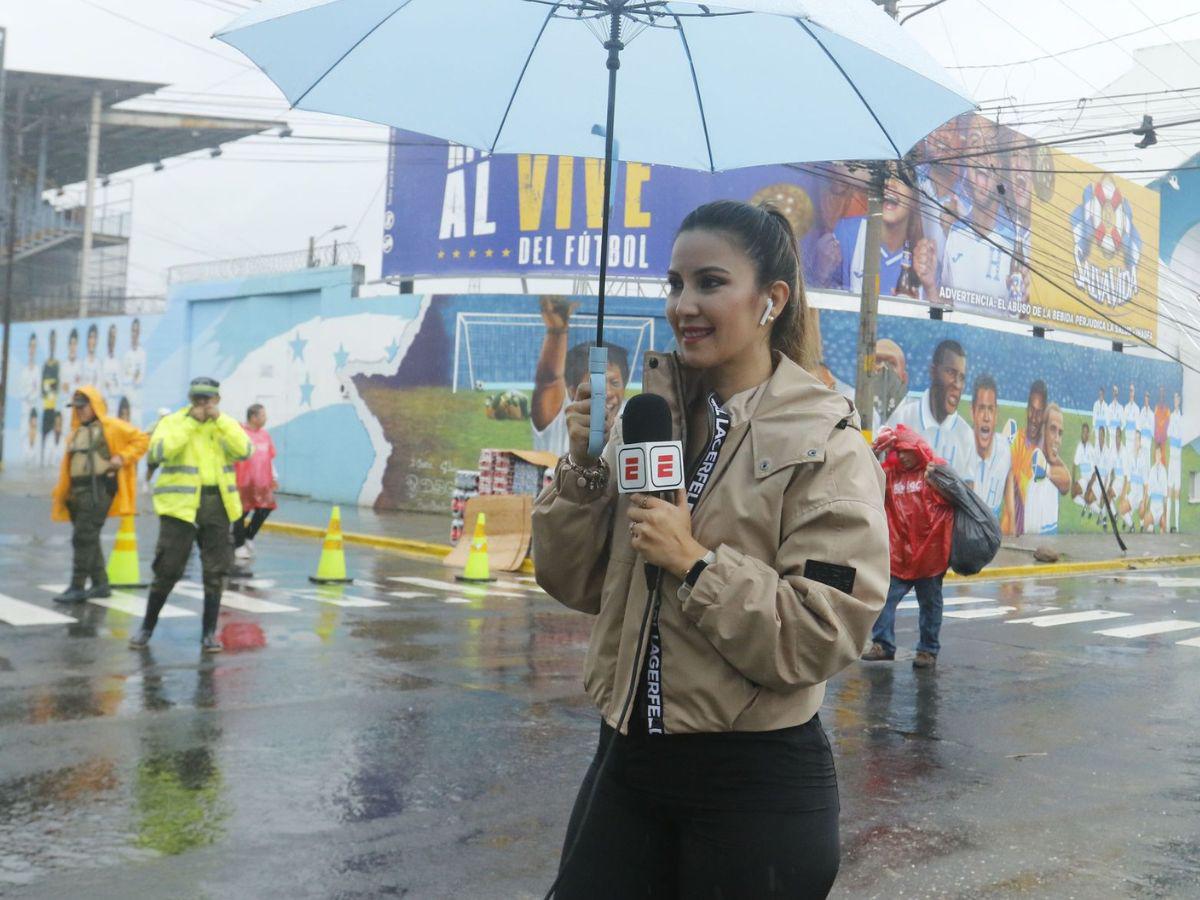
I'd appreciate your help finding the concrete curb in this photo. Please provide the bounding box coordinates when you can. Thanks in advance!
[947,554,1200,582]
[266,518,1200,583]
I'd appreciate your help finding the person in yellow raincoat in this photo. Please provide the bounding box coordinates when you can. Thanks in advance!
[51,385,149,603]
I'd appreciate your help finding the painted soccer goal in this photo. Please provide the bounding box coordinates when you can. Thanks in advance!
[452,313,656,393]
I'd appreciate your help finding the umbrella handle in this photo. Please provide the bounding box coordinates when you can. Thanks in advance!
[587,345,608,459]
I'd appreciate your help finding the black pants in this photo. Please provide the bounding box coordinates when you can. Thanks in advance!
[67,480,114,588]
[555,718,841,899]
[232,508,271,548]
[143,491,231,635]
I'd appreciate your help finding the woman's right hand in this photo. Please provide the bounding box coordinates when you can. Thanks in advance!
[566,379,610,466]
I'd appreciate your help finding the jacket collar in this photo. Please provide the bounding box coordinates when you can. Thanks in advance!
[643,351,860,479]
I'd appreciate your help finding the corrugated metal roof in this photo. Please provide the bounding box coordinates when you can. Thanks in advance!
[3,69,283,185]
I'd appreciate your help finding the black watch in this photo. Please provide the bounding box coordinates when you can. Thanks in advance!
[684,558,709,588]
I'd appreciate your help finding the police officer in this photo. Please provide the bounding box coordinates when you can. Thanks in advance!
[130,377,252,653]
[51,386,149,602]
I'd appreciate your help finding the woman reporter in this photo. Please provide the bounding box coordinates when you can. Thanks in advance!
[532,200,890,898]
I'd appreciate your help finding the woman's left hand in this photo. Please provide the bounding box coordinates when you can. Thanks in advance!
[627,490,708,579]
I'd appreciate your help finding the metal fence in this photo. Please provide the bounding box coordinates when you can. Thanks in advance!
[167,242,361,285]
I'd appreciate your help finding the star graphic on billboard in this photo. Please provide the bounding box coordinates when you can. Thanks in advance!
[299,374,315,406]
[437,250,446,259]
[502,248,511,257]
[333,344,349,368]
[289,332,307,361]
[452,250,461,259]
[485,249,494,257]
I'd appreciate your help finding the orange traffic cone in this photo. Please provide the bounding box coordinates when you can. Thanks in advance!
[309,506,353,584]
[107,516,148,588]
[456,512,495,583]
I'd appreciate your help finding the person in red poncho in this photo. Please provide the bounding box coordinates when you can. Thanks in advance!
[232,403,278,561]
[862,424,954,669]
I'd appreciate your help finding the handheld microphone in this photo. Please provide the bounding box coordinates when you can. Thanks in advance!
[618,394,684,496]
[619,394,684,590]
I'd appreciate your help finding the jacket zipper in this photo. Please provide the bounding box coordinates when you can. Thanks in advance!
[614,355,689,734]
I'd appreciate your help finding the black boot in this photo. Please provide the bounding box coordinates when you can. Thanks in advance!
[88,576,112,600]
[129,590,170,649]
[128,628,153,649]
[54,581,89,603]
[201,592,222,654]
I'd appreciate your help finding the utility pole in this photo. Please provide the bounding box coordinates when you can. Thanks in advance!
[0,66,24,467]
[78,90,101,316]
[853,0,900,440]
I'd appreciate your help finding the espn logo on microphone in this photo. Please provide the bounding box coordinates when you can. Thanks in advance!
[617,442,685,494]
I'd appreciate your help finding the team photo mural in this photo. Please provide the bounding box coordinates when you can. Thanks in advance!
[6,315,156,470]
[815,313,1186,537]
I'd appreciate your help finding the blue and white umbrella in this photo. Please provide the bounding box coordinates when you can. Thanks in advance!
[217,0,973,455]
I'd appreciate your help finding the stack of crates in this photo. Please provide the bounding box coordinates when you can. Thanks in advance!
[478,449,550,497]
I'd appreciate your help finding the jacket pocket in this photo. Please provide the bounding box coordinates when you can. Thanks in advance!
[730,683,764,729]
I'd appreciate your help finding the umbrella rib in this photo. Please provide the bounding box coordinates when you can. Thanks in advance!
[490,5,560,153]
[291,0,420,109]
[672,15,715,173]
[792,17,902,160]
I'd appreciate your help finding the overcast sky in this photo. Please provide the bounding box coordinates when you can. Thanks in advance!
[4,0,1200,297]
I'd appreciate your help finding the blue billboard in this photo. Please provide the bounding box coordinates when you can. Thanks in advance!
[381,130,830,280]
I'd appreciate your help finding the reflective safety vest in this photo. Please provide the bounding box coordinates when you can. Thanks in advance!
[149,408,252,523]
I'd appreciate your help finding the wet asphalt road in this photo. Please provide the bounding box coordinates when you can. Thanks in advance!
[1,494,1199,898]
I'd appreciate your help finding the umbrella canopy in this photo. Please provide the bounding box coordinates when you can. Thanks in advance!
[216,0,974,171]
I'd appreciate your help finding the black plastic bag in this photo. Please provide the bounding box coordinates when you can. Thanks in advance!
[926,463,1002,576]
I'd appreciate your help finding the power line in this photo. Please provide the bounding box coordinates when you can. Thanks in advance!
[73,0,254,68]
[946,10,1200,70]
[920,114,1200,165]
[969,0,1198,163]
[350,174,388,243]
[1054,0,1200,122]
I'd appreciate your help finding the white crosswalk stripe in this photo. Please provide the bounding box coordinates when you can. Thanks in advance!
[388,576,528,599]
[288,587,390,608]
[1094,620,1200,639]
[0,593,77,626]
[1176,636,1200,648]
[389,591,435,600]
[39,585,194,619]
[494,579,544,593]
[898,596,996,610]
[1008,610,1131,627]
[175,582,299,614]
[944,606,1016,619]
[1121,576,1200,589]
[315,595,389,608]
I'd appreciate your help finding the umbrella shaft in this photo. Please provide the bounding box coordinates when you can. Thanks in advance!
[596,10,623,348]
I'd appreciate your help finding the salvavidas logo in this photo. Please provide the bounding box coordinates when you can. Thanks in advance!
[1070,176,1141,308]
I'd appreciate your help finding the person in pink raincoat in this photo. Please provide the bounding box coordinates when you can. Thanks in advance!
[233,403,277,560]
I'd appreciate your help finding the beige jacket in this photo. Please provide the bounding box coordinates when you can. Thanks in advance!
[532,351,889,735]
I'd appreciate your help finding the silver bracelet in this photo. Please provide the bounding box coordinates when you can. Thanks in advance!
[562,454,610,492]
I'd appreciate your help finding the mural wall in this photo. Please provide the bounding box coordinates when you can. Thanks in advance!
[2,266,1193,536]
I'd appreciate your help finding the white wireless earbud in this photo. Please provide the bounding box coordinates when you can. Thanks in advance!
[759,299,774,326]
